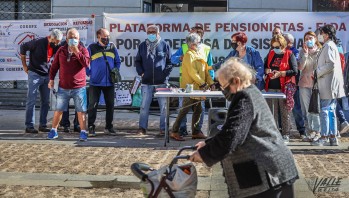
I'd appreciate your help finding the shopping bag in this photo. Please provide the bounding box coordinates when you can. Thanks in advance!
[132,88,142,107]
[115,89,132,106]
[140,163,197,198]
[308,87,320,114]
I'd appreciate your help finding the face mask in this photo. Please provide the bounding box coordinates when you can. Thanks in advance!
[147,34,157,42]
[306,39,315,48]
[50,42,56,48]
[101,37,109,45]
[273,48,283,54]
[231,42,238,50]
[317,34,324,43]
[68,39,78,46]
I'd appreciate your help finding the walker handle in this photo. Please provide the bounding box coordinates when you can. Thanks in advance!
[176,146,197,156]
[131,163,151,181]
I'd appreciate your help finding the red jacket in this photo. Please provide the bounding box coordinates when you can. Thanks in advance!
[265,50,295,92]
[50,44,90,89]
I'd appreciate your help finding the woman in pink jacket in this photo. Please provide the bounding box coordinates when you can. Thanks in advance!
[298,31,322,142]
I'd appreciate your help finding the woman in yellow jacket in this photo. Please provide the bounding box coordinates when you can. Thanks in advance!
[171,33,214,141]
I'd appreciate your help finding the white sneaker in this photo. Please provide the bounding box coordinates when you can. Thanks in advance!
[311,138,330,146]
[300,135,311,142]
[282,135,290,144]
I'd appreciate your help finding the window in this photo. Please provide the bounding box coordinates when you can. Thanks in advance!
[313,0,349,11]
[0,0,51,20]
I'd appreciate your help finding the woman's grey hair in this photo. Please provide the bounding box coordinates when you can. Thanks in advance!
[50,29,63,40]
[147,25,160,33]
[216,57,256,85]
[283,33,294,44]
[186,33,201,46]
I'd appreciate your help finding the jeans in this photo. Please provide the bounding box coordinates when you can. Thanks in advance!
[139,84,167,130]
[320,99,337,137]
[55,87,87,112]
[172,98,202,134]
[292,87,306,135]
[25,71,50,128]
[299,87,320,133]
[179,98,205,131]
[336,97,347,124]
[88,85,114,129]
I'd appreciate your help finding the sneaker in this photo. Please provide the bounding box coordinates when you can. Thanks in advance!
[88,126,96,137]
[104,128,116,136]
[311,138,330,146]
[63,126,70,133]
[192,131,207,139]
[330,137,339,146]
[137,128,146,135]
[282,135,290,144]
[300,135,311,142]
[25,127,38,134]
[38,126,50,132]
[311,132,321,142]
[340,121,349,134]
[79,131,88,141]
[47,129,58,140]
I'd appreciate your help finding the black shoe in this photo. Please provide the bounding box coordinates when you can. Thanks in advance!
[88,126,96,137]
[137,128,146,135]
[25,127,38,134]
[179,128,189,136]
[38,126,50,132]
[74,126,81,133]
[104,128,116,136]
[63,126,70,133]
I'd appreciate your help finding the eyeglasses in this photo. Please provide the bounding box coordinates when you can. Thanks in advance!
[272,46,280,49]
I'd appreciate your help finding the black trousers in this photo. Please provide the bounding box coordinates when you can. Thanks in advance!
[88,85,115,129]
[60,106,79,128]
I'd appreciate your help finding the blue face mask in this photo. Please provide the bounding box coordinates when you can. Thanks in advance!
[147,34,157,42]
[273,48,283,54]
[68,39,79,46]
[306,39,315,48]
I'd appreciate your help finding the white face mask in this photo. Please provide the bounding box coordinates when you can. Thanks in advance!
[317,34,325,43]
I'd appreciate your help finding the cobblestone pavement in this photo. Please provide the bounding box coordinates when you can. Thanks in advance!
[1,109,349,197]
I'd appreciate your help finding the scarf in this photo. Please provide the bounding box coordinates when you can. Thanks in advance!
[146,37,161,58]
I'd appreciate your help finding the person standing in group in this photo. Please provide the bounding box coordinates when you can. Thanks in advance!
[87,28,121,137]
[213,32,264,90]
[135,25,172,136]
[190,58,298,198]
[170,33,214,141]
[283,33,306,141]
[264,34,298,144]
[47,28,90,141]
[20,29,63,133]
[171,26,213,136]
[312,25,346,146]
[298,31,322,142]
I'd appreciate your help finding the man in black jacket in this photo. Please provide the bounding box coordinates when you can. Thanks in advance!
[20,29,63,133]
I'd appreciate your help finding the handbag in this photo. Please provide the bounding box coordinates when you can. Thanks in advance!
[102,50,121,83]
[308,71,320,114]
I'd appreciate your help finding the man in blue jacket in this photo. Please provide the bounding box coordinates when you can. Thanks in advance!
[87,28,121,136]
[135,25,172,136]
